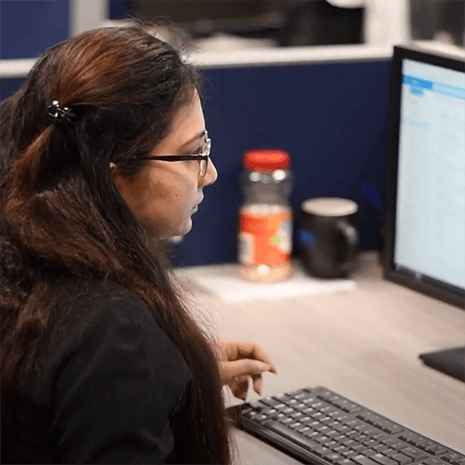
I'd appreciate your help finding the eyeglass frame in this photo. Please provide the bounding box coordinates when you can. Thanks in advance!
[140,132,211,178]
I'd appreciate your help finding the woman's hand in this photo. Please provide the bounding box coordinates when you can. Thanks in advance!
[213,338,278,401]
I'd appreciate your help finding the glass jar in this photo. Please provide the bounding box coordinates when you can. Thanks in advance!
[238,149,294,283]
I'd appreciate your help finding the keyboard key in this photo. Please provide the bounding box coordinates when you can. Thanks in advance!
[400,446,428,461]
[371,453,398,465]
[289,422,303,430]
[326,453,345,463]
[311,401,325,409]
[443,453,465,465]
[428,445,450,456]
[280,417,294,425]
[344,440,358,448]
[338,460,358,465]
[334,446,351,454]
[321,416,334,424]
[354,454,380,465]
[422,459,448,465]
[392,453,414,464]
[314,446,332,456]
[261,397,285,408]
[391,442,407,451]
[297,426,311,434]
[382,439,396,447]
[264,421,320,452]
[352,445,368,452]
[373,445,390,453]
[365,427,383,438]
[414,439,432,451]
[363,439,379,448]
[399,432,420,446]
[304,419,320,428]
[274,393,294,405]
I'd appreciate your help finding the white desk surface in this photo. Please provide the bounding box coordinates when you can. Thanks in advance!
[175,252,465,464]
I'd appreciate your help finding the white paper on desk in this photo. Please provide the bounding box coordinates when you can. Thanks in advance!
[177,263,355,303]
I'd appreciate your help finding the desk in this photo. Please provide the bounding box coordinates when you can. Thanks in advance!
[175,252,465,464]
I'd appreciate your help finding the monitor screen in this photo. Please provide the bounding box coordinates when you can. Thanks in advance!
[384,45,465,309]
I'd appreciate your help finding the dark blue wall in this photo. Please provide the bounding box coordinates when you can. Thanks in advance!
[0,0,131,61]
[0,0,69,60]
[109,0,132,19]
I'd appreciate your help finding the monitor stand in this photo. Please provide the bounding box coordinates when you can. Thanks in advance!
[419,346,465,382]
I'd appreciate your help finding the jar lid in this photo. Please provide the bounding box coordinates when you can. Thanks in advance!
[244,149,290,171]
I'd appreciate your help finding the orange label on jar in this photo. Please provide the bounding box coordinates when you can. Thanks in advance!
[238,211,293,266]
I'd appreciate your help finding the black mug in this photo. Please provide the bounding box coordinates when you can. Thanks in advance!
[296,197,360,278]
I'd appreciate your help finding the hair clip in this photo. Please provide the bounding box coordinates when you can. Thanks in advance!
[46,100,73,124]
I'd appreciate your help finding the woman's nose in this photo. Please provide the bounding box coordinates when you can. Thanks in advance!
[202,158,218,187]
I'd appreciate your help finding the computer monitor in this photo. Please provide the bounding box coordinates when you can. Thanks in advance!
[383,44,465,311]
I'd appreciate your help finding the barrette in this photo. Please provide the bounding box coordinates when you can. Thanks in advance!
[46,100,73,124]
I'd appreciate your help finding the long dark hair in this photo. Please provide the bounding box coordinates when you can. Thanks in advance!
[1,18,236,464]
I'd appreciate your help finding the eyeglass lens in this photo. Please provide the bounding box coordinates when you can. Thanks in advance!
[200,157,208,177]
[199,138,210,177]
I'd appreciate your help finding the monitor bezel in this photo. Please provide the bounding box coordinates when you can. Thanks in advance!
[383,44,465,310]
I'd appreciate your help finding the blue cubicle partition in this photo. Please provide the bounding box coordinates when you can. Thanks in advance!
[0,1,69,60]
[171,60,392,267]
[0,60,392,267]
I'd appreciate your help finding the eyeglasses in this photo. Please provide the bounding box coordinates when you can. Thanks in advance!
[140,132,211,178]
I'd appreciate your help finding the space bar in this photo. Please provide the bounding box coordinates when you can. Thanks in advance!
[263,421,315,451]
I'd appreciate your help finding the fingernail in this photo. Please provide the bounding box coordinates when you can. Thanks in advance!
[261,363,271,372]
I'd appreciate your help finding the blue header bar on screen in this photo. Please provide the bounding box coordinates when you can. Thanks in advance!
[403,74,465,100]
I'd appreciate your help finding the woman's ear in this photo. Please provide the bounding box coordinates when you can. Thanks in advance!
[109,162,116,170]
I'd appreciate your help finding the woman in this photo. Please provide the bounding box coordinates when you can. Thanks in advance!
[0,19,277,464]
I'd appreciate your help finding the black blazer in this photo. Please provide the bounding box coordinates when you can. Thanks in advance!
[2,278,193,464]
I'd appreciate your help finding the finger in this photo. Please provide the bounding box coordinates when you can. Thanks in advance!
[234,340,278,374]
[230,376,249,401]
[222,359,271,383]
[253,374,263,396]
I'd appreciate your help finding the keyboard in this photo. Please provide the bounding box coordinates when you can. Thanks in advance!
[227,386,465,465]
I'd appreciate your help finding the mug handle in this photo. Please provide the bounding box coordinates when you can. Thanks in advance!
[335,221,359,274]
